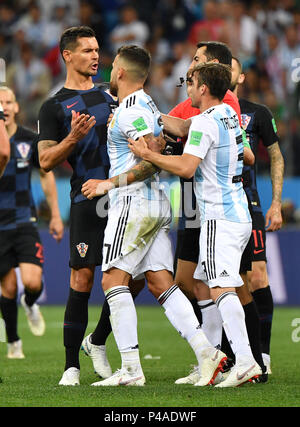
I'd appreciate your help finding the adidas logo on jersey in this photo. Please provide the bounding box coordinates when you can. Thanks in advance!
[219,270,229,277]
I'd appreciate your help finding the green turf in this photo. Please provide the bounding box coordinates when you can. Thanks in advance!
[0,305,299,407]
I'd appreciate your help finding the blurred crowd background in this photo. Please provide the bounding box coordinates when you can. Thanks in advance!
[1,0,300,225]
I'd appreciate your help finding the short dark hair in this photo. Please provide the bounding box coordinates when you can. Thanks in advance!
[197,41,232,66]
[117,45,151,81]
[59,26,96,59]
[191,62,231,100]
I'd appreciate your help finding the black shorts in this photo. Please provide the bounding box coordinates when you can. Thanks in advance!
[175,227,200,264]
[251,210,267,263]
[239,210,267,273]
[69,198,108,268]
[0,225,44,278]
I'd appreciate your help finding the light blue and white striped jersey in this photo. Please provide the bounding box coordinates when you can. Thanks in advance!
[107,89,164,199]
[184,103,251,224]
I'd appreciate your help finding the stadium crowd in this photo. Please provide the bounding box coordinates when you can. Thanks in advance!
[0,1,300,191]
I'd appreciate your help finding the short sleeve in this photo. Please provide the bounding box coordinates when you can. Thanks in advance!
[183,116,214,159]
[256,105,279,147]
[38,99,61,142]
[118,107,154,140]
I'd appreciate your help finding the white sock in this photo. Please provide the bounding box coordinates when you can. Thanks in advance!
[105,286,141,371]
[197,299,223,348]
[216,291,253,365]
[159,285,213,365]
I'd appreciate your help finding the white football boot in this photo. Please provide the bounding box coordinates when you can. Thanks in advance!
[91,368,145,387]
[59,367,80,386]
[20,295,45,336]
[7,340,25,359]
[175,365,200,385]
[194,348,227,386]
[215,358,262,388]
[81,334,112,378]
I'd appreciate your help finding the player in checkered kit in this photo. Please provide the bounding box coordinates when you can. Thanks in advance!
[38,26,118,385]
[0,86,64,359]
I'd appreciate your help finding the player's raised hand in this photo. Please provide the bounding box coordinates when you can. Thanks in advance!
[82,179,114,199]
[128,136,149,158]
[69,110,96,142]
[265,201,282,231]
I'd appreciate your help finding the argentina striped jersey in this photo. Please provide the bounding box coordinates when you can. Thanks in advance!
[107,89,164,199]
[184,103,251,224]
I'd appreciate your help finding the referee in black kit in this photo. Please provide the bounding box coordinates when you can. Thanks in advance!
[38,26,116,385]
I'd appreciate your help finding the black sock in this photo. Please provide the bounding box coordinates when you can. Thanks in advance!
[91,290,140,346]
[64,288,90,370]
[24,283,43,307]
[221,329,235,362]
[91,299,111,346]
[252,286,274,355]
[0,296,19,343]
[191,298,202,325]
[243,301,265,372]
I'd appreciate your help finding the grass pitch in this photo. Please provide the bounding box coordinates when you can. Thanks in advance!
[0,305,299,407]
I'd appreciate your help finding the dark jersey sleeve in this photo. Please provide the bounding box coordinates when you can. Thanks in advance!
[256,105,279,148]
[38,98,62,143]
[31,134,40,168]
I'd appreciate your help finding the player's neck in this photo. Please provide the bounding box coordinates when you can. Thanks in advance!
[64,71,94,91]
[198,97,222,112]
[6,121,17,138]
[118,83,143,103]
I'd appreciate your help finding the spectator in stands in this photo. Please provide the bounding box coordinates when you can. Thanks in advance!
[188,0,226,45]
[6,42,51,126]
[109,4,149,53]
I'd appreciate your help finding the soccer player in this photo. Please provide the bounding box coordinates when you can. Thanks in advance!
[83,45,227,387]
[0,101,10,177]
[230,56,284,374]
[129,62,262,387]
[38,26,117,386]
[0,86,64,359]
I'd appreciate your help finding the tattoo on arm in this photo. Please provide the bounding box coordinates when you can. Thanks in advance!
[267,142,284,203]
[38,140,58,153]
[110,160,159,188]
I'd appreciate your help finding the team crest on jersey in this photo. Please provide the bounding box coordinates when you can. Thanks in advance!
[76,242,89,258]
[241,114,251,130]
[17,142,31,159]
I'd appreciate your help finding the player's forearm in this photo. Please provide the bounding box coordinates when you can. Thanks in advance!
[142,150,192,178]
[109,160,159,188]
[161,114,190,138]
[0,120,10,177]
[39,170,61,219]
[38,136,77,171]
[268,142,284,204]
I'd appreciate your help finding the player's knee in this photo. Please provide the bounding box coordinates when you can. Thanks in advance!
[249,263,268,291]
[23,279,42,293]
[1,282,18,299]
[71,269,94,293]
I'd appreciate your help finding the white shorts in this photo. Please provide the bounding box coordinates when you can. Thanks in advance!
[102,193,174,278]
[194,219,252,288]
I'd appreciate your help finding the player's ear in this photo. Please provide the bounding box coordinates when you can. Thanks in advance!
[14,101,19,115]
[238,73,245,84]
[63,49,72,64]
